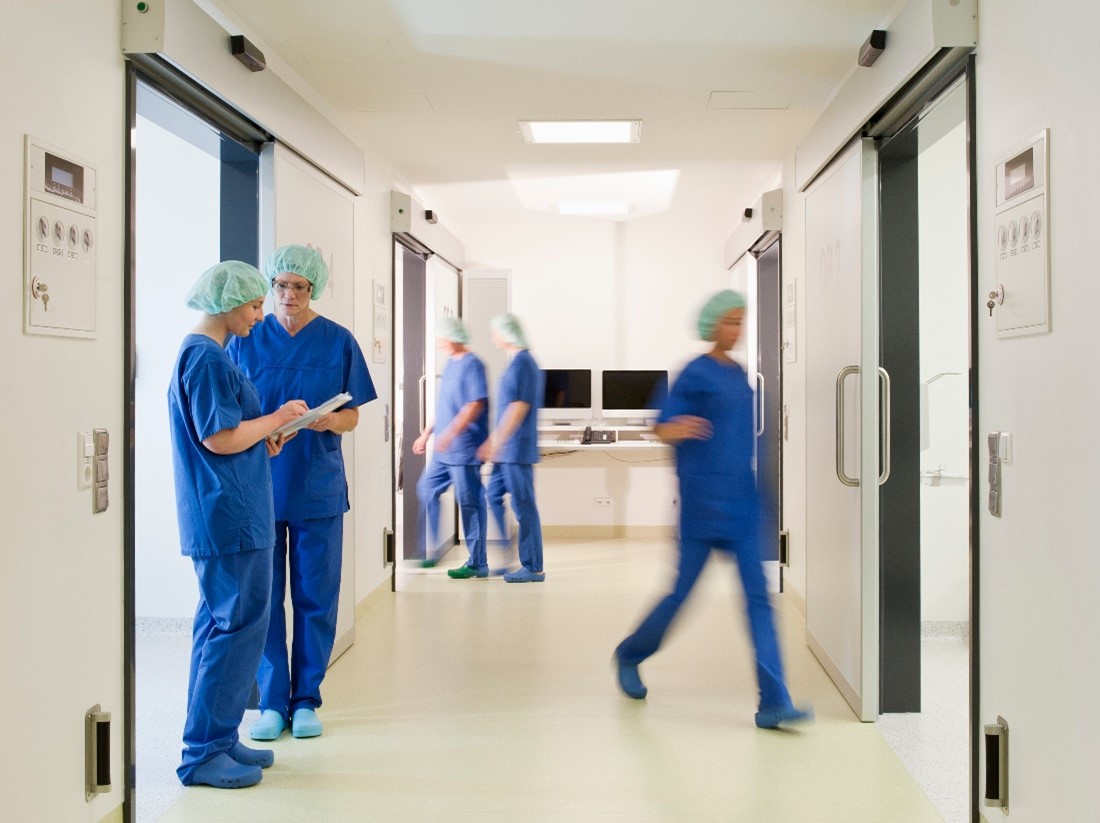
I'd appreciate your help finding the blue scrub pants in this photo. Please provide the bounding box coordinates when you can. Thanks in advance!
[615,533,793,712]
[417,459,487,569]
[489,463,543,573]
[257,515,343,721]
[179,549,272,784]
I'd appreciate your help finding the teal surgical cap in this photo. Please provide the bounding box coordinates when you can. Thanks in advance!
[186,261,268,315]
[264,244,330,300]
[490,313,528,349]
[697,289,747,341]
[436,317,470,344]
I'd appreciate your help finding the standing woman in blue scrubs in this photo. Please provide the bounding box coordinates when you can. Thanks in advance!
[478,313,546,583]
[413,317,490,577]
[228,245,377,741]
[613,290,812,729]
[169,261,308,788]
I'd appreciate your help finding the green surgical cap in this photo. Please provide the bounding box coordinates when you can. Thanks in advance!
[697,289,747,340]
[490,313,528,348]
[436,317,470,344]
[186,261,268,315]
[264,244,330,300]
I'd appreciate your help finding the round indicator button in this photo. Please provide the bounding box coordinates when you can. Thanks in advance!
[68,225,80,249]
[53,220,65,245]
[998,224,1007,250]
[1019,216,1030,244]
[37,216,49,241]
[83,229,94,253]
[1009,221,1018,247]
[1031,211,1042,239]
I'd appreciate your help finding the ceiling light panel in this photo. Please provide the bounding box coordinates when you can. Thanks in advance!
[519,120,641,144]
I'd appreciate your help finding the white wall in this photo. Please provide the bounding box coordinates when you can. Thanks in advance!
[976,2,1100,818]
[0,3,402,818]
[457,217,729,527]
[351,157,396,601]
[0,2,126,820]
[779,149,810,603]
[918,120,969,624]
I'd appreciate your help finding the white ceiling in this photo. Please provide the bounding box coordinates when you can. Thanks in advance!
[216,0,898,225]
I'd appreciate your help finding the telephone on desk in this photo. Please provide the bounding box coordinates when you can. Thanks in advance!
[582,426,615,445]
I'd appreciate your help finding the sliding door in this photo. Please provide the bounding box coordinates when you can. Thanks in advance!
[804,139,881,721]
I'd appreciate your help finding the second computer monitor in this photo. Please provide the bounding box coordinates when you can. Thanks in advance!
[601,370,669,422]
[540,368,592,422]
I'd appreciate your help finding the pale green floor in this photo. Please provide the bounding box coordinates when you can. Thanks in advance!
[155,538,942,822]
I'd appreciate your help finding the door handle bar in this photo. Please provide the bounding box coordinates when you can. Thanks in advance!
[755,373,765,436]
[418,375,427,434]
[835,365,860,487]
[878,367,891,485]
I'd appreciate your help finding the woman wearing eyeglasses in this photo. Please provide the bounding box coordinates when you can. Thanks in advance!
[228,244,377,741]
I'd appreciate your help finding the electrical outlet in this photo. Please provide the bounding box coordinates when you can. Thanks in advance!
[593,496,612,508]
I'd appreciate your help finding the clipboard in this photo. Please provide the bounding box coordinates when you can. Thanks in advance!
[271,392,353,438]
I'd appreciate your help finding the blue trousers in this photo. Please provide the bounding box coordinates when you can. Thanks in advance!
[417,460,487,568]
[257,516,343,720]
[179,549,272,784]
[616,534,793,711]
[487,463,543,572]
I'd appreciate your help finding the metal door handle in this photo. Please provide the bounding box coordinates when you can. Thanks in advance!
[835,365,859,487]
[418,375,427,434]
[878,367,891,485]
[755,373,765,436]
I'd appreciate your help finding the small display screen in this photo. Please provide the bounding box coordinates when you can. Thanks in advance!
[44,152,84,203]
[541,369,592,409]
[1003,147,1034,200]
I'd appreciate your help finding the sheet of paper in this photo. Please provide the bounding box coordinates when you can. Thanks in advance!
[270,392,353,438]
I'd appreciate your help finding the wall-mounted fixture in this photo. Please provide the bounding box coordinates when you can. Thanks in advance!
[994,130,1051,337]
[858,30,887,67]
[742,208,753,222]
[425,209,438,224]
[984,716,1009,812]
[230,34,265,72]
[85,705,111,801]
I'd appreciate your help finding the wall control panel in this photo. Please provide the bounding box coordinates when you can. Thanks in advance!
[992,130,1050,338]
[24,136,98,338]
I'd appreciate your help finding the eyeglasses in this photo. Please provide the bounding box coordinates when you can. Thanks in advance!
[272,281,311,294]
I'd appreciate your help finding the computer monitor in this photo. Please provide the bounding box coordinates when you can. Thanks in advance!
[539,369,592,422]
[601,370,669,422]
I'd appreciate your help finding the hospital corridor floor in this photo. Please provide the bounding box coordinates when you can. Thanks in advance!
[142,538,945,822]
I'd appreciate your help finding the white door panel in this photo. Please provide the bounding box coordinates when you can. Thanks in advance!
[804,139,880,720]
[272,145,358,663]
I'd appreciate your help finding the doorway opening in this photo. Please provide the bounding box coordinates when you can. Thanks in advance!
[125,69,263,822]
[874,71,974,823]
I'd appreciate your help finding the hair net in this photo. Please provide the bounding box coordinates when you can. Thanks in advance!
[186,261,268,315]
[490,313,528,348]
[264,244,330,300]
[696,289,747,340]
[436,317,470,344]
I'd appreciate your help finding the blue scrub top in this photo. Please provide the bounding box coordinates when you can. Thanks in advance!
[495,349,542,465]
[658,354,759,540]
[435,353,489,466]
[168,334,275,557]
[228,314,377,521]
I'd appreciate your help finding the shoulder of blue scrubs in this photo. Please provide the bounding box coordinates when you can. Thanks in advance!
[338,318,377,406]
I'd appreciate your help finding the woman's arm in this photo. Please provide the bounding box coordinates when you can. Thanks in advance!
[478,401,530,461]
[308,406,360,435]
[436,400,487,452]
[652,415,712,445]
[203,400,308,455]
